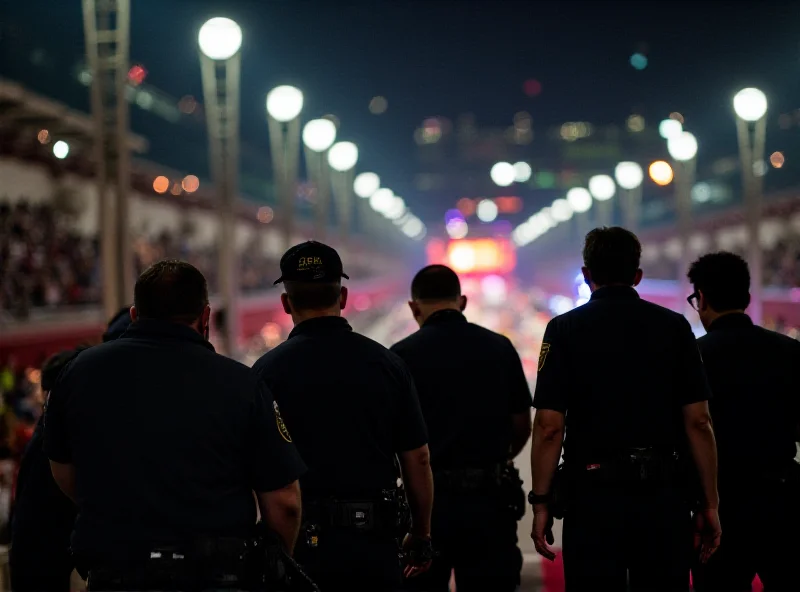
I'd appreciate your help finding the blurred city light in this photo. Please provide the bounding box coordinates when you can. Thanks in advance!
[178,95,198,114]
[753,160,768,177]
[523,79,542,97]
[446,218,469,239]
[370,188,395,214]
[456,198,475,217]
[401,216,426,240]
[327,141,359,172]
[171,183,182,196]
[550,198,573,222]
[535,171,556,188]
[153,176,169,194]
[127,64,147,86]
[667,131,698,162]
[513,162,532,183]
[490,162,516,187]
[353,172,380,198]
[257,206,274,223]
[733,87,768,122]
[649,161,674,185]
[566,187,592,213]
[369,96,388,115]
[445,209,465,224]
[614,161,644,189]
[626,114,645,132]
[669,112,685,124]
[446,239,515,274]
[588,174,616,201]
[182,175,200,193]
[37,129,50,144]
[449,243,476,273]
[52,140,69,159]
[198,17,243,61]
[549,295,574,316]
[577,282,591,299]
[575,297,589,307]
[770,151,785,168]
[476,199,498,222]
[629,53,648,70]
[302,119,337,152]
[481,275,507,305]
[266,86,304,123]
[659,119,683,140]
[691,182,712,203]
[384,196,406,220]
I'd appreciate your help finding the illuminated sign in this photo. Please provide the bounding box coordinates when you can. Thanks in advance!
[427,238,516,275]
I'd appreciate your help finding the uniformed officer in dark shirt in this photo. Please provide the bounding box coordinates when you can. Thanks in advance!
[529,227,722,591]
[686,251,800,591]
[252,241,434,592]
[390,264,532,592]
[43,259,307,591]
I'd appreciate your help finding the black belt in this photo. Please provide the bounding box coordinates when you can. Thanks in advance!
[433,464,504,490]
[303,498,398,532]
[573,449,681,483]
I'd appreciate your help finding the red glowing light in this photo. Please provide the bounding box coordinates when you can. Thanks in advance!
[445,238,516,275]
[456,198,476,217]
[494,196,522,214]
[523,79,542,97]
[127,65,147,86]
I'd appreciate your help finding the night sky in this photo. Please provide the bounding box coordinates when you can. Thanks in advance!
[3,0,800,223]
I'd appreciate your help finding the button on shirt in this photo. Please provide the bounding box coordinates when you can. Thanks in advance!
[533,286,712,463]
[391,309,533,469]
[697,312,800,479]
[252,316,428,498]
[44,320,306,561]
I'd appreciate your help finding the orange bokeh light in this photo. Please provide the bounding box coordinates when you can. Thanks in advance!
[445,238,516,275]
[257,206,274,224]
[153,176,169,194]
[770,151,785,169]
[648,161,674,186]
[182,175,200,193]
[456,198,476,217]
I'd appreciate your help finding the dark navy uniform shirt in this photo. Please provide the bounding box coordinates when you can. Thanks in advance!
[251,316,428,499]
[533,286,712,464]
[391,309,532,470]
[43,320,306,561]
[696,313,800,480]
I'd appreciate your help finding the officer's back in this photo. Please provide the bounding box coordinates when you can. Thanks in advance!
[44,260,305,579]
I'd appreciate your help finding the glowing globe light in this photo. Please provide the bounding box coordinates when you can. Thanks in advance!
[449,243,476,272]
[370,188,395,213]
[198,17,243,61]
[614,162,644,190]
[566,187,592,213]
[649,161,674,186]
[327,141,359,172]
[667,131,698,162]
[52,140,69,159]
[490,162,515,187]
[302,119,337,153]
[476,199,498,222]
[384,196,406,220]
[266,85,304,123]
[691,182,712,203]
[513,161,532,183]
[588,174,616,201]
[630,53,648,70]
[353,172,380,198]
[444,209,464,224]
[402,216,424,239]
[153,176,169,194]
[446,218,469,239]
[658,118,683,140]
[550,198,573,222]
[733,87,768,122]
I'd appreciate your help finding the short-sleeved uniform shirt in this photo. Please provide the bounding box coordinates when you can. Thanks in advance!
[696,313,800,480]
[391,309,532,469]
[44,320,306,561]
[251,316,428,499]
[533,285,712,464]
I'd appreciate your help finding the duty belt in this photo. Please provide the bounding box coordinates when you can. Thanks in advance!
[577,449,681,483]
[433,464,504,491]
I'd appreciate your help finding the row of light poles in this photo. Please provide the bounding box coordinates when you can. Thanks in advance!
[510,87,768,321]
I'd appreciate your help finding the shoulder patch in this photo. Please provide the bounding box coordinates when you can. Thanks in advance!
[273,401,292,443]
[538,342,551,372]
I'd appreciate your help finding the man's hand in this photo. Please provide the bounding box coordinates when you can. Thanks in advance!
[693,508,722,563]
[531,504,556,561]
[402,533,433,578]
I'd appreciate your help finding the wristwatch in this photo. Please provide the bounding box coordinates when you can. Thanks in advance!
[528,491,551,505]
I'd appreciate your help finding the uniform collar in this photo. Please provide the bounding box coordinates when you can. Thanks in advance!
[123,319,215,351]
[423,309,467,327]
[288,315,352,339]
[707,312,753,332]
[590,285,640,301]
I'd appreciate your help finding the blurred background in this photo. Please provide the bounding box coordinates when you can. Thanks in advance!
[1,1,799,589]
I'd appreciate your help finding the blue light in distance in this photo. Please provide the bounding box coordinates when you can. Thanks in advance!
[630,53,648,70]
[444,209,464,224]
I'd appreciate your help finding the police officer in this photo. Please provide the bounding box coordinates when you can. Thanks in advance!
[252,241,434,592]
[686,251,800,591]
[43,259,307,591]
[11,308,132,592]
[529,227,721,591]
[390,264,532,592]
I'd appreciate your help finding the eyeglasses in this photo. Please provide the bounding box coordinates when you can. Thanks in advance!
[687,291,700,311]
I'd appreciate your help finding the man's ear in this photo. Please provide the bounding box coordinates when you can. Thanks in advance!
[129,306,138,322]
[408,301,422,320]
[459,295,467,312]
[340,286,349,311]
[201,305,212,331]
[581,266,592,286]
[633,268,643,287]
[280,293,292,315]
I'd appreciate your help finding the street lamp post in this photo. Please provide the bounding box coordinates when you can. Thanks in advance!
[302,118,337,241]
[733,87,768,325]
[327,141,359,251]
[614,162,644,233]
[588,174,616,227]
[198,16,242,357]
[667,131,698,316]
[266,85,304,250]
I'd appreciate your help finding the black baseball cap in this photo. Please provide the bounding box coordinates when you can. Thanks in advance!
[273,241,350,285]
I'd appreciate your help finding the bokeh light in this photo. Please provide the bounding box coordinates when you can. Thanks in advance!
[669,112,685,124]
[649,161,674,186]
[476,199,498,223]
[257,206,274,224]
[513,162,532,183]
[445,209,465,224]
[481,275,507,305]
[629,53,648,70]
[170,182,182,196]
[588,175,616,201]
[370,188,395,214]
[523,79,542,97]
[369,96,388,115]
[260,322,282,348]
[446,218,469,239]
[178,96,197,114]
[37,129,50,144]
[566,187,592,213]
[153,176,169,194]
[626,114,645,132]
[127,64,147,86]
[615,162,644,190]
[456,198,476,217]
[490,162,516,187]
[181,175,200,193]
[550,198,573,222]
[770,151,785,169]
[659,119,683,140]
[353,172,380,198]
[52,140,69,159]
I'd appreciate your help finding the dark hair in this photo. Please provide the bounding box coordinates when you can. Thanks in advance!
[582,227,642,286]
[411,265,461,301]
[133,259,209,323]
[284,281,341,311]
[687,251,750,312]
[102,305,132,342]
[41,346,89,391]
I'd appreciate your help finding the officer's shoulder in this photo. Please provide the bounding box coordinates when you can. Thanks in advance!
[755,325,800,352]
[636,298,689,326]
